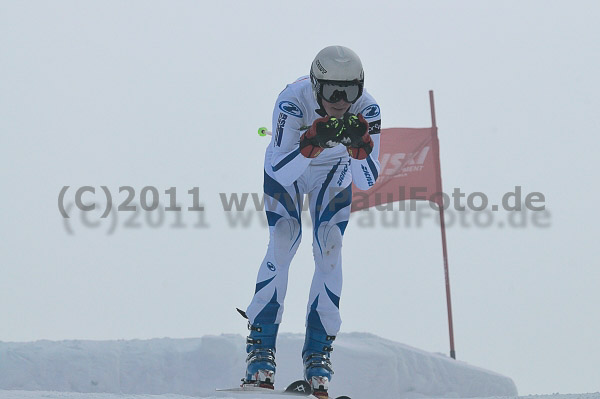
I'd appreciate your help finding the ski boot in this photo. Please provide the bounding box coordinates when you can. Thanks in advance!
[242,322,279,389]
[302,327,335,399]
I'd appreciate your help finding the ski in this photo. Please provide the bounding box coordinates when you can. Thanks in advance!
[217,379,314,397]
[217,379,351,399]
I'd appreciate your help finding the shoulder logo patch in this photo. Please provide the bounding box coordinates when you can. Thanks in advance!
[278,101,303,118]
[360,104,380,119]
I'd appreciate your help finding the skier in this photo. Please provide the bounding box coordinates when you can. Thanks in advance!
[241,45,381,398]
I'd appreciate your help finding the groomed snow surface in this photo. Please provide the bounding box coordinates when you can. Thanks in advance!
[1,333,520,399]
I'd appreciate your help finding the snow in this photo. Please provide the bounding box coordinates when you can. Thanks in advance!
[0,333,517,399]
[3,394,600,399]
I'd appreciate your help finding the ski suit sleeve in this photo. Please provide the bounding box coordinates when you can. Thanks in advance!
[269,96,312,186]
[350,104,382,190]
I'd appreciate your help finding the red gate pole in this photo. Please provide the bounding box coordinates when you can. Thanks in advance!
[429,90,456,359]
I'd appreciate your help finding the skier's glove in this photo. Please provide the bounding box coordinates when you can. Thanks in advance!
[299,116,345,158]
[343,113,373,160]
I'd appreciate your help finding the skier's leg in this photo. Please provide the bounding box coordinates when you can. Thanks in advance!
[246,170,304,324]
[303,160,352,393]
[244,169,305,386]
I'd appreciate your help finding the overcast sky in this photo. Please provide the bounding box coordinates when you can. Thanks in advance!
[1,1,599,395]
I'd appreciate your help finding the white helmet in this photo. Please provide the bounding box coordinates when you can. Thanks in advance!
[310,45,364,104]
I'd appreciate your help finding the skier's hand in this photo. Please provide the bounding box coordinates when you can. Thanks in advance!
[299,116,345,158]
[343,113,373,160]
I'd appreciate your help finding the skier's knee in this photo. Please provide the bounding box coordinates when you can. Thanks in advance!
[312,222,343,274]
[272,217,302,265]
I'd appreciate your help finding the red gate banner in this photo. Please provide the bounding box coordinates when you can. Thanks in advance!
[351,127,442,212]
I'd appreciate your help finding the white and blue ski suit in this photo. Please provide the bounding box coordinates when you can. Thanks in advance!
[246,76,382,337]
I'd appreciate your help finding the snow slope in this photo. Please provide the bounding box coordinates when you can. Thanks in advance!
[0,333,517,399]
[2,393,600,399]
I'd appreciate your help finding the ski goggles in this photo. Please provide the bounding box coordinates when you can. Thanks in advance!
[320,82,363,104]
[310,71,364,104]
[312,76,363,104]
